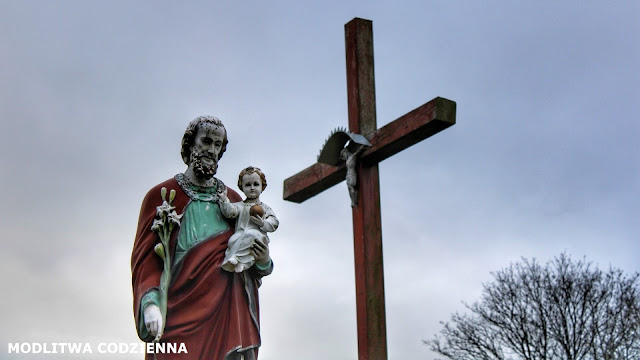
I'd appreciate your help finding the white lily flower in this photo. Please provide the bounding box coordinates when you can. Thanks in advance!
[151,218,164,233]
[147,186,181,342]
[168,211,183,226]
[156,201,176,217]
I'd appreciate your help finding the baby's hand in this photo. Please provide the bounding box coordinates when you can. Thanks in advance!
[218,189,229,202]
[250,215,264,228]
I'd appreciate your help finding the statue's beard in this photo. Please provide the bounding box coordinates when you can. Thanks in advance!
[190,151,217,180]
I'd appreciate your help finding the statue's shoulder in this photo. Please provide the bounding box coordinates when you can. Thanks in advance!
[140,177,187,213]
[145,177,181,198]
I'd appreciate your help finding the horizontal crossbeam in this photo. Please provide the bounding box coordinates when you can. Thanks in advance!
[283,96,456,203]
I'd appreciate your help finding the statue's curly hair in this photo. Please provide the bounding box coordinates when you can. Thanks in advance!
[180,115,228,165]
[238,166,267,191]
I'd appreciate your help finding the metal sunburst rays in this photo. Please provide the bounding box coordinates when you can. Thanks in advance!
[317,127,372,166]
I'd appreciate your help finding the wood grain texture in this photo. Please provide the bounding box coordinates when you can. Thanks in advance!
[345,18,388,360]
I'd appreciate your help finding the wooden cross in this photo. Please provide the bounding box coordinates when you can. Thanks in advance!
[282,18,456,360]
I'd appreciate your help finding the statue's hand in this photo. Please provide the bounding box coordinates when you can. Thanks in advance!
[143,304,163,340]
[218,189,229,202]
[252,238,270,266]
[250,215,264,228]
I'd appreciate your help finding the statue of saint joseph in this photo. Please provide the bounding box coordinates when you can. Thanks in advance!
[132,116,273,360]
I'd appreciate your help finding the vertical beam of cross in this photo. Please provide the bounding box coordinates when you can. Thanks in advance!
[345,18,387,360]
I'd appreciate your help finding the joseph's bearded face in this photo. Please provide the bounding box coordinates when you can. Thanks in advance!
[190,122,226,180]
[190,149,217,180]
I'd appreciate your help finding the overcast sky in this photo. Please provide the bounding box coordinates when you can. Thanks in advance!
[0,1,638,359]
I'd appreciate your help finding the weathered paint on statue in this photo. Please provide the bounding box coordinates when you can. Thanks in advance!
[131,115,273,360]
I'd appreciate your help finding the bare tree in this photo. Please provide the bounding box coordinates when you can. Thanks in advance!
[426,254,640,360]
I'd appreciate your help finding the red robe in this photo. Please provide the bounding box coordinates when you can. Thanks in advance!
[132,177,272,359]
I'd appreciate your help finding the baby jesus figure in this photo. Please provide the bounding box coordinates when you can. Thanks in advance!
[218,166,279,272]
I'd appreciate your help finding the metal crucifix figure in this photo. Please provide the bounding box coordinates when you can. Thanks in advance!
[317,128,372,206]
